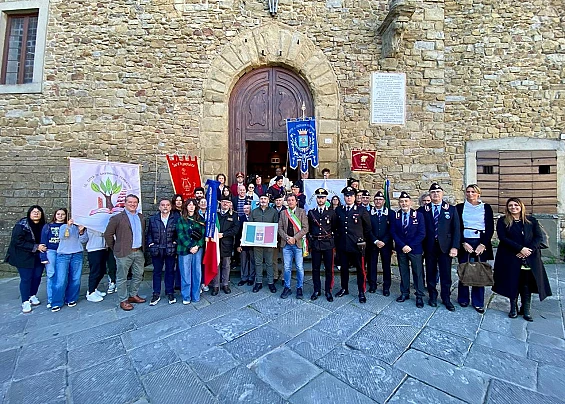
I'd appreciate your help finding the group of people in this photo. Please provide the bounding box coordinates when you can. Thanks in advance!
[5,171,552,322]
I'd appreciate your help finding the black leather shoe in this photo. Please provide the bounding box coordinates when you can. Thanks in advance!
[396,295,409,303]
[325,292,334,302]
[252,283,262,293]
[358,293,366,303]
[443,300,455,311]
[383,289,390,297]
[336,288,349,298]
[280,287,292,299]
[474,306,485,314]
[459,302,469,308]
[428,298,438,307]
[416,297,424,308]
[238,280,247,286]
[268,283,277,293]
[310,291,321,301]
[368,285,376,293]
[296,288,303,300]
[211,287,219,296]
[247,280,254,286]
[222,286,231,294]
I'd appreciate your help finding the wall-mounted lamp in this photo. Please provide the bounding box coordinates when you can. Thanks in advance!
[268,0,279,16]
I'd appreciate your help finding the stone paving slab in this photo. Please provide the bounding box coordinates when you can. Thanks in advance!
[288,372,375,404]
[67,317,136,350]
[164,324,225,361]
[526,313,565,339]
[142,362,217,404]
[349,292,392,314]
[379,299,436,327]
[313,303,375,340]
[249,294,306,318]
[286,328,341,362]
[465,344,538,389]
[187,346,240,382]
[395,349,490,404]
[222,325,290,364]
[475,329,528,358]
[527,331,565,349]
[480,308,528,341]
[269,303,331,337]
[206,365,286,404]
[427,304,482,339]
[309,290,356,310]
[250,347,322,399]
[411,326,472,366]
[5,368,66,404]
[538,364,565,401]
[128,340,180,376]
[315,345,405,403]
[388,377,466,404]
[527,343,565,367]
[209,307,269,341]
[0,349,17,384]
[13,337,67,381]
[121,314,192,350]
[485,378,565,404]
[69,355,144,404]
[67,336,126,374]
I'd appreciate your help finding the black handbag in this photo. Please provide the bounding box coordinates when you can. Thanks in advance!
[457,256,494,287]
[190,227,203,241]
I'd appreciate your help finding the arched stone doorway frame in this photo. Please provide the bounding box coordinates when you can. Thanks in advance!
[200,22,340,181]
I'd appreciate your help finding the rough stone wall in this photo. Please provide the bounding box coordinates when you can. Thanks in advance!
[1,0,564,262]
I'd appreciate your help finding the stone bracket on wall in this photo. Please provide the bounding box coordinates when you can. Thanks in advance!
[377,0,416,59]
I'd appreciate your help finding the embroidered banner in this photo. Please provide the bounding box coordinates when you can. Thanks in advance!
[303,179,347,212]
[351,150,376,173]
[240,222,279,248]
[286,117,319,173]
[70,158,141,233]
[166,155,201,200]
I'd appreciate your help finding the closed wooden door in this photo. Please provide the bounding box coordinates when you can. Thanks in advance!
[229,67,314,180]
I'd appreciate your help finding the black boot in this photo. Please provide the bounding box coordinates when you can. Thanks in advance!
[508,298,518,318]
[522,286,533,322]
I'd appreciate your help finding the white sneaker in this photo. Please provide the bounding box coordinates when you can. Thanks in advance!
[183,300,191,305]
[29,295,40,306]
[94,289,107,297]
[86,292,103,303]
[22,301,32,313]
[201,284,209,292]
[46,303,52,309]
[107,282,116,294]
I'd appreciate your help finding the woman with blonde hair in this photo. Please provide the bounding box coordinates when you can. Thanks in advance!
[493,198,551,321]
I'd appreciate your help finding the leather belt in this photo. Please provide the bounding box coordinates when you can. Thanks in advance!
[132,248,142,252]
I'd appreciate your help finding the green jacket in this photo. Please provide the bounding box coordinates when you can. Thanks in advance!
[176,214,205,255]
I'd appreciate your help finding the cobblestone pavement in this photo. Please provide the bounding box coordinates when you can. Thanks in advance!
[1,264,564,404]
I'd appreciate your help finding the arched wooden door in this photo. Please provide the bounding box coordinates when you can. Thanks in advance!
[229,67,314,180]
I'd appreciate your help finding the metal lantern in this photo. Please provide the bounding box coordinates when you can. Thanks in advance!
[268,0,279,16]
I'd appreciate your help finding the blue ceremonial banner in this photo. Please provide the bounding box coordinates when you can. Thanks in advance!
[205,179,219,238]
[286,117,319,173]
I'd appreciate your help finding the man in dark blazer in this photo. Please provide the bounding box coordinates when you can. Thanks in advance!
[334,186,372,303]
[422,183,461,310]
[368,191,393,296]
[104,194,146,311]
[211,195,239,295]
[390,192,426,308]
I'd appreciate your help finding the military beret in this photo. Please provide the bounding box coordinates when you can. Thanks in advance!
[291,183,300,189]
[315,188,329,197]
[374,191,385,198]
[399,191,411,199]
[274,175,284,181]
[220,195,232,201]
[347,177,359,186]
[429,183,443,191]
[341,186,356,197]
[260,193,271,199]
[360,190,370,197]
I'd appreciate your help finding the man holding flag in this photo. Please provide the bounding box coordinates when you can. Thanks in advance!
[210,195,239,295]
[278,194,309,299]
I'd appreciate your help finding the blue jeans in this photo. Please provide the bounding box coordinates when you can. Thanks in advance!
[152,251,176,295]
[17,255,44,303]
[53,252,83,307]
[457,238,486,308]
[45,249,58,304]
[179,249,203,302]
[283,244,304,289]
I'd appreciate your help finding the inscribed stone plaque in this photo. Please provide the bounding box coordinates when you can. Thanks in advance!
[370,72,406,125]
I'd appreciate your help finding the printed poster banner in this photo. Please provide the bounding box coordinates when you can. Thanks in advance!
[303,179,347,212]
[286,117,319,173]
[240,222,279,248]
[70,158,141,233]
[351,150,376,173]
[166,155,201,200]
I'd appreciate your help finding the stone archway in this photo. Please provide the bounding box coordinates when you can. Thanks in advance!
[200,22,340,180]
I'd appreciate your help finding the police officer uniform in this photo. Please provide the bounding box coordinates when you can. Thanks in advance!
[307,188,337,302]
[422,183,461,310]
[390,192,426,307]
[368,191,393,295]
[334,186,372,303]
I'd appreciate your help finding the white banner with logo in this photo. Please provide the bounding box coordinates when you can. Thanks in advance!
[70,158,142,232]
[303,179,347,211]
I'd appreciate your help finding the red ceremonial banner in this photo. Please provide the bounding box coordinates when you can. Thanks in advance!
[166,155,201,199]
[351,150,376,173]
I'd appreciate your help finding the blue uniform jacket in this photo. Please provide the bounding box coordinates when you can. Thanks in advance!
[422,202,461,254]
[390,209,426,254]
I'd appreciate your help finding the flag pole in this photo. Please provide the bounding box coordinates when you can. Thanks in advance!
[154,154,158,204]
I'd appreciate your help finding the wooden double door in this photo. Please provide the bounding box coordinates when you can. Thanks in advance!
[228,67,314,182]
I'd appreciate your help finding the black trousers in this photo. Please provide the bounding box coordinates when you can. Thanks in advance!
[87,249,109,293]
[369,245,392,291]
[425,241,453,302]
[338,250,366,294]
[311,248,334,293]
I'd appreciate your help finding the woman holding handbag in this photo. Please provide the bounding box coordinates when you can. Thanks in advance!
[456,184,494,313]
[493,198,552,321]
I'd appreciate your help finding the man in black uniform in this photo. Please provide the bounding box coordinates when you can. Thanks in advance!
[307,188,337,302]
[334,186,372,303]
[422,183,460,311]
[368,191,393,296]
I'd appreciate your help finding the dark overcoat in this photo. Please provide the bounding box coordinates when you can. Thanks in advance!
[422,202,461,253]
[334,204,372,253]
[218,209,239,258]
[492,216,552,301]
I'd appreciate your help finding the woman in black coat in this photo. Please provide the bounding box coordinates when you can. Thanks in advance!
[5,205,47,313]
[456,184,494,313]
[493,197,552,321]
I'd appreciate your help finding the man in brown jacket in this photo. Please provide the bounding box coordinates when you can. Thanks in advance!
[278,194,309,299]
[104,194,146,311]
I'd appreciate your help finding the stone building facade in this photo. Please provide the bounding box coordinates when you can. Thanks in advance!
[1,0,564,262]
